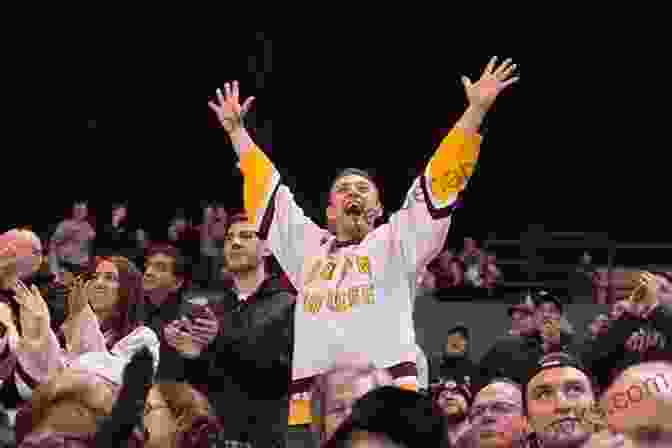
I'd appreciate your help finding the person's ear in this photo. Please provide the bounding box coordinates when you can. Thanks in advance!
[326,204,337,222]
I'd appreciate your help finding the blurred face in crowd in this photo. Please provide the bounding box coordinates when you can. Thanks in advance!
[526,367,594,448]
[173,217,188,232]
[73,202,88,221]
[445,332,468,356]
[469,381,526,448]
[143,253,182,292]
[112,205,127,222]
[327,174,381,242]
[223,220,267,274]
[588,314,610,339]
[90,260,121,314]
[511,309,536,336]
[601,362,672,446]
[535,301,562,333]
[463,238,477,253]
[0,230,43,282]
[437,385,469,422]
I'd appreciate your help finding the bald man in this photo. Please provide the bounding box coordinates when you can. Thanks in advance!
[602,361,672,447]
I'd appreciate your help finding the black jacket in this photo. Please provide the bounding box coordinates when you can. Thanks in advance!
[581,304,672,390]
[478,331,580,388]
[142,291,191,382]
[193,274,295,448]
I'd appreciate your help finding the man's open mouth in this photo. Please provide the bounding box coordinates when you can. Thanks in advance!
[345,201,363,216]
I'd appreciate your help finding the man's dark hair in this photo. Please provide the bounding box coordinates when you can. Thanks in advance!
[145,243,188,279]
[324,386,444,448]
[328,168,381,204]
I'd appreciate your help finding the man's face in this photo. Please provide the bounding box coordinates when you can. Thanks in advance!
[112,206,127,221]
[470,382,526,448]
[536,301,562,333]
[223,221,265,273]
[73,203,88,220]
[323,370,379,442]
[601,362,672,443]
[437,387,468,419]
[143,253,181,292]
[327,174,380,241]
[526,367,595,448]
[511,310,535,336]
[445,333,467,355]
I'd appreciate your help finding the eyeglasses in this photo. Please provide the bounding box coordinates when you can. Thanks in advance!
[470,401,522,419]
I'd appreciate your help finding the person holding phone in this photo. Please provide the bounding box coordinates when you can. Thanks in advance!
[164,213,295,447]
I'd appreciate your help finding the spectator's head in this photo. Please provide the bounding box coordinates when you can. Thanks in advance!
[223,213,270,275]
[111,202,128,221]
[508,298,536,337]
[444,324,469,356]
[310,353,394,444]
[0,228,43,282]
[324,386,445,448]
[172,209,188,231]
[469,378,527,448]
[532,291,563,334]
[327,168,383,242]
[524,353,597,448]
[72,200,88,221]
[601,361,672,446]
[88,256,144,338]
[143,381,218,448]
[587,314,610,340]
[142,244,186,293]
[433,380,473,424]
[463,237,478,252]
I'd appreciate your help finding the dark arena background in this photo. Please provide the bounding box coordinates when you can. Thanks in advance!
[8,32,666,267]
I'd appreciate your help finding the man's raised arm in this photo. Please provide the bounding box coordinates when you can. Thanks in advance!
[381,57,519,277]
[209,82,325,287]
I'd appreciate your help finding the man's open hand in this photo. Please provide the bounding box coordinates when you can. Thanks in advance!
[462,56,519,112]
[208,80,255,134]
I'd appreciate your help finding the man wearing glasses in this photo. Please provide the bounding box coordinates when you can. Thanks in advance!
[462,378,528,448]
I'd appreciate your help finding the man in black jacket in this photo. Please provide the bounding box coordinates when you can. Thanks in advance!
[429,324,479,391]
[167,213,294,447]
[478,291,581,388]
